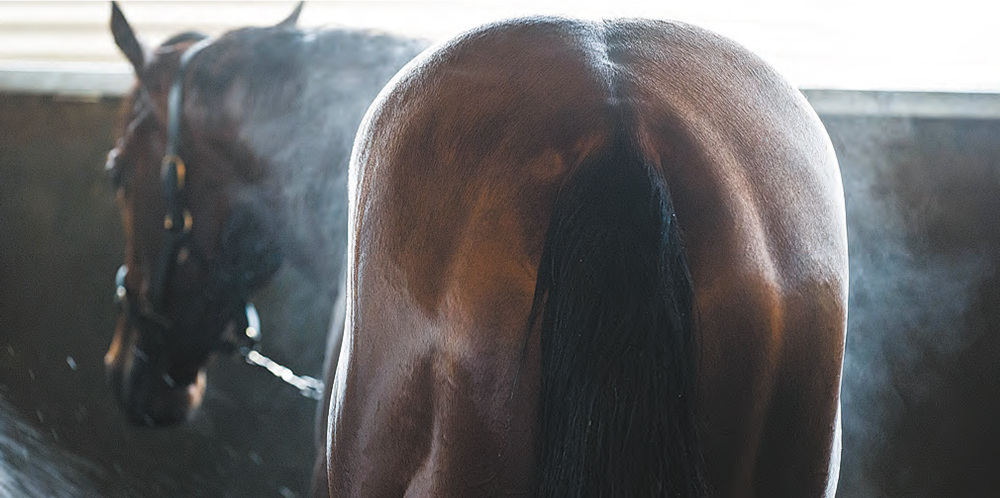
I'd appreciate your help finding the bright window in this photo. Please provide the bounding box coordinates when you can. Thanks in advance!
[1,0,998,94]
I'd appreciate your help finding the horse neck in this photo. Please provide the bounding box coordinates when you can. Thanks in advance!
[236,29,425,287]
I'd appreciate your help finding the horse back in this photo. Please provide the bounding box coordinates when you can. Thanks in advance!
[333,17,847,497]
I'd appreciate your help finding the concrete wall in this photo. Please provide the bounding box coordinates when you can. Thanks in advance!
[1,92,997,496]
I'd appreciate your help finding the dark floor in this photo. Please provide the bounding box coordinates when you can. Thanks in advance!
[1,94,998,497]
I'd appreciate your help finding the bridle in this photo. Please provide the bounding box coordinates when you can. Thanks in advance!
[113,38,323,400]
[114,38,221,342]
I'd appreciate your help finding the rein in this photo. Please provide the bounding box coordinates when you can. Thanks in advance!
[114,37,325,401]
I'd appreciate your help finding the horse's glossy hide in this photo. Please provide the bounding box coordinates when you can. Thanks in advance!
[334,17,847,497]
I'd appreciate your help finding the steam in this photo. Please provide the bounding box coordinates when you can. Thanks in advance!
[830,116,996,496]
[235,29,427,284]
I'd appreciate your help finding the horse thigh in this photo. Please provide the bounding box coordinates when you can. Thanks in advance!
[752,293,846,497]
[695,277,845,497]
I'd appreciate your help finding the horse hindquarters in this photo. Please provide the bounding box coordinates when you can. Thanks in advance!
[532,133,704,497]
[335,17,847,497]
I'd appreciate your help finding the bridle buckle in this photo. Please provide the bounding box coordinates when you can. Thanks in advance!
[161,154,186,190]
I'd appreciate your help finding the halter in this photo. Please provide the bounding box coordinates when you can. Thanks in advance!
[114,38,323,400]
[153,37,212,319]
[114,38,215,337]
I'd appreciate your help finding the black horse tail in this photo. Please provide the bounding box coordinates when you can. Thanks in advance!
[532,132,704,497]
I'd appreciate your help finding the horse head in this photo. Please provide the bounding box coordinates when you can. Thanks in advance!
[103,2,303,426]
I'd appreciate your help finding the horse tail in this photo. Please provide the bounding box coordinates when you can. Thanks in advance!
[531,132,704,497]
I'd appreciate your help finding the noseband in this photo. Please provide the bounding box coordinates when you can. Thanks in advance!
[112,38,323,399]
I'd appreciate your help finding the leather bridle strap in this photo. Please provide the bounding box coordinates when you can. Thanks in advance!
[149,38,213,313]
[165,37,212,163]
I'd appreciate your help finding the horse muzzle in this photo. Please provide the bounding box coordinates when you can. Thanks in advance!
[109,364,208,427]
[105,329,208,427]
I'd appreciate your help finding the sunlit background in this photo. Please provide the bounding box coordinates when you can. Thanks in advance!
[1,0,998,95]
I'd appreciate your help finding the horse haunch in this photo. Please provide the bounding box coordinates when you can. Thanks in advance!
[334,16,847,498]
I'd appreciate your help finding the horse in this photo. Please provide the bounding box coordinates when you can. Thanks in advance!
[101,2,425,494]
[331,17,848,497]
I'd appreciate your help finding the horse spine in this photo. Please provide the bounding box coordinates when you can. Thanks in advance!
[531,132,705,497]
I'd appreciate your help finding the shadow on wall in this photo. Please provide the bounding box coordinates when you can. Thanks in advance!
[1,94,999,497]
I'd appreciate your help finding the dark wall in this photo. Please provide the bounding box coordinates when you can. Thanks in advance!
[828,115,1000,497]
[1,94,998,496]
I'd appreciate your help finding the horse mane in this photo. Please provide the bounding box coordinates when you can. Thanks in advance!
[531,131,705,496]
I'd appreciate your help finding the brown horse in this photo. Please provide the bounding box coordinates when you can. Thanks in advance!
[102,2,424,493]
[332,17,848,497]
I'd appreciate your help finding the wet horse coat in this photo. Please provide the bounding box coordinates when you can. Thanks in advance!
[333,18,847,497]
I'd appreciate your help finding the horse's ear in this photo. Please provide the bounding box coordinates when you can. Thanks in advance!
[276,1,304,29]
[111,1,145,72]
